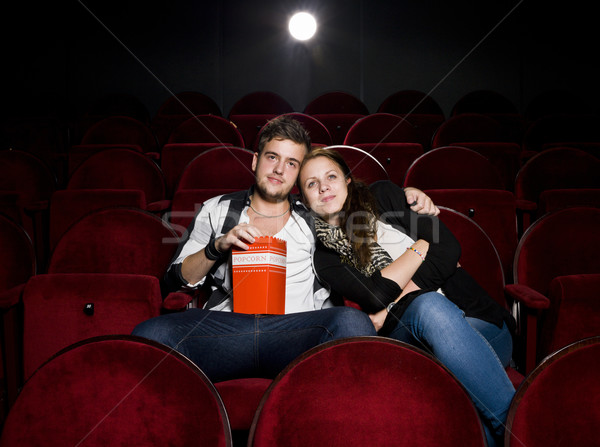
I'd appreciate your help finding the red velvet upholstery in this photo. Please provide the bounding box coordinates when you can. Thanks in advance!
[80,115,158,153]
[0,335,232,446]
[82,93,151,125]
[437,208,507,309]
[309,113,366,145]
[513,147,600,233]
[156,91,222,116]
[249,337,486,446]
[376,91,445,151]
[324,145,389,185]
[67,148,168,210]
[0,192,21,226]
[22,273,163,379]
[539,274,600,358]
[451,141,522,191]
[167,114,245,147]
[68,143,142,177]
[175,146,255,191]
[430,113,505,148]
[275,113,332,148]
[170,188,239,232]
[215,378,273,431]
[49,189,146,250]
[161,143,233,196]
[47,207,179,278]
[403,146,505,190]
[228,114,276,149]
[343,113,421,146]
[304,93,368,144]
[514,147,600,210]
[539,188,600,215]
[305,91,369,115]
[507,207,600,372]
[151,92,222,146]
[229,91,293,116]
[228,91,294,149]
[397,113,446,150]
[542,141,600,158]
[505,337,600,447]
[304,91,369,144]
[352,142,423,185]
[0,215,36,413]
[513,207,600,294]
[0,214,36,293]
[0,149,56,248]
[0,149,56,205]
[428,190,518,282]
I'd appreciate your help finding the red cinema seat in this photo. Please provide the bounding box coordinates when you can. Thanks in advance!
[67,148,169,212]
[167,114,244,147]
[324,145,389,185]
[403,146,504,190]
[0,335,232,447]
[80,115,158,154]
[228,91,293,149]
[249,337,486,447]
[505,337,600,447]
[505,207,600,373]
[47,207,179,279]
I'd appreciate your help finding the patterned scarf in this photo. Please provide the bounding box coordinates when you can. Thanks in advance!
[314,217,393,277]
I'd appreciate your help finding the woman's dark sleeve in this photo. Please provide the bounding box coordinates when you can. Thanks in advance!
[370,180,461,290]
[314,243,401,314]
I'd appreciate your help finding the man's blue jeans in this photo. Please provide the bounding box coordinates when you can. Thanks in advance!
[387,291,515,443]
[132,306,376,382]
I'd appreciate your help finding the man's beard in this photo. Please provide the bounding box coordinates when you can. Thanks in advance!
[255,177,292,202]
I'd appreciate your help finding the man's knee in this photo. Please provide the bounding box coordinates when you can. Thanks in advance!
[327,306,377,337]
[132,316,180,348]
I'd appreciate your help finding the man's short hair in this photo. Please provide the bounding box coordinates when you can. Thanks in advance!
[256,116,312,154]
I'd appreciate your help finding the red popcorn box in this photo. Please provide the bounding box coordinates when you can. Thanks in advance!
[231,236,286,314]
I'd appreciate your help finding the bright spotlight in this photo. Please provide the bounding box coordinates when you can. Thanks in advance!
[289,12,317,41]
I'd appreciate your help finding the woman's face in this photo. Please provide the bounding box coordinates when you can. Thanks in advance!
[299,155,350,225]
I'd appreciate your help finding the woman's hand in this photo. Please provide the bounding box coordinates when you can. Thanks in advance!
[369,307,389,332]
[410,239,430,260]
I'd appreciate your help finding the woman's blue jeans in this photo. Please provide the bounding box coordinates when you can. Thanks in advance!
[387,292,515,443]
[132,306,376,383]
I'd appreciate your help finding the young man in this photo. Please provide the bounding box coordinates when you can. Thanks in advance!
[133,116,436,382]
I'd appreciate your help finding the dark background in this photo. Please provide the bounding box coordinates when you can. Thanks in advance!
[4,0,598,118]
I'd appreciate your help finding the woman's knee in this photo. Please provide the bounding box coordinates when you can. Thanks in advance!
[408,292,461,323]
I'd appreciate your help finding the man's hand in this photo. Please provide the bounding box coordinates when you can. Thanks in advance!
[404,187,440,216]
[215,223,263,252]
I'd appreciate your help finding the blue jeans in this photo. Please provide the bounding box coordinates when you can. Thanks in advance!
[387,292,515,444]
[132,306,376,382]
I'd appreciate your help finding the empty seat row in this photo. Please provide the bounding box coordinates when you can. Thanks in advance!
[1,331,598,446]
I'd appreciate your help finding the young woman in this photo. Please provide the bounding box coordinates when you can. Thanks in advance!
[299,147,516,446]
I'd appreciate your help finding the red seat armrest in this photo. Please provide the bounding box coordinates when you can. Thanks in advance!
[505,283,550,309]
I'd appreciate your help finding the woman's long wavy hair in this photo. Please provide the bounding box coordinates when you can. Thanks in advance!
[299,147,380,269]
